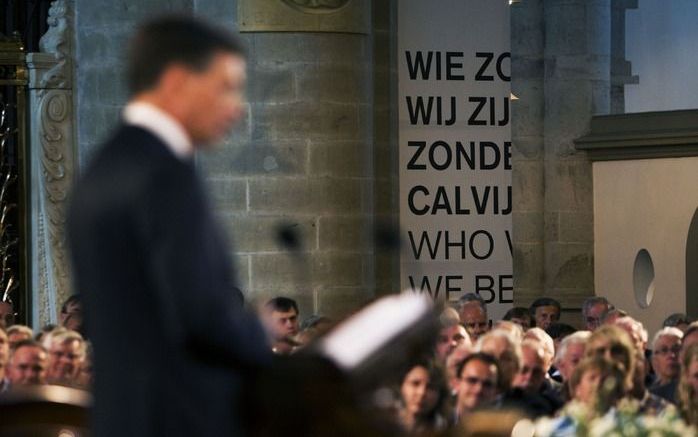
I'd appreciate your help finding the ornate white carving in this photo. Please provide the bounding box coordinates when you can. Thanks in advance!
[39,0,71,88]
[282,0,350,14]
[27,0,75,326]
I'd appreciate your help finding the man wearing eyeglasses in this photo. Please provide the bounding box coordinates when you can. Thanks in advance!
[455,352,500,419]
[650,327,682,388]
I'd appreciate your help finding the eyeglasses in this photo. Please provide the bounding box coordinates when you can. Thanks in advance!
[462,376,496,389]
[654,345,681,356]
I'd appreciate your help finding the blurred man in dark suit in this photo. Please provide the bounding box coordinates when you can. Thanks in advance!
[67,15,270,437]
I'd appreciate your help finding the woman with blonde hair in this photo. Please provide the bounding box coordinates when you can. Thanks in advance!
[678,343,698,426]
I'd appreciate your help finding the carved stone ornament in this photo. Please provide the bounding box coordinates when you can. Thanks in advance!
[239,0,368,34]
[26,0,75,325]
[281,0,350,14]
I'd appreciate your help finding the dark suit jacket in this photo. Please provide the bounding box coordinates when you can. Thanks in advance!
[68,125,270,437]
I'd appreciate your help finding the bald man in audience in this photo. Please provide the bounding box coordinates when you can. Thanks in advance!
[46,330,86,386]
[6,340,48,386]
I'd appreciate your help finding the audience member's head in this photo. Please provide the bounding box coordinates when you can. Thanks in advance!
[6,340,48,386]
[6,325,33,349]
[546,322,576,352]
[0,329,8,376]
[457,294,489,341]
[600,308,627,326]
[46,329,86,385]
[678,343,698,426]
[456,353,500,416]
[435,318,470,362]
[476,330,521,391]
[681,322,698,362]
[492,320,524,344]
[651,327,683,386]
[445,344,473,392]
[0,300,15,329]
[529,297,560,330]
[513,340,547,395]
[570,356,628,413]
[555,330,591,382]
[397,359,449,433]
[585,324,636,391]
[59,294,84,334]
[502,307,532,331]
[613,316,648,353]
[582,296,612,331]
[264,296,300,354]
[523,327,555,374]
[664,313,693,333]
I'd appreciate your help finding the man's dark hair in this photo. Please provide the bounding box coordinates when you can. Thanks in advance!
[663,313,692,328]
[127,15,245,95]
[456,352,500,382]
[265,297,298,314]
[582,296,612,317]
[457,292,487,312]
[546,322,576,340]
[61,294,82,314]
[503,306,531,321]
[529,297,561,315]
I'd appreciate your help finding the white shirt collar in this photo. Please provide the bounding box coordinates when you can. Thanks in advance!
[123,101,194,159]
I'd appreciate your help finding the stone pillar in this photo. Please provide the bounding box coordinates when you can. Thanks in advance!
[542,0,610,307]
[26,0,76,327]
[196,0,377,317]
[511,0,545,307]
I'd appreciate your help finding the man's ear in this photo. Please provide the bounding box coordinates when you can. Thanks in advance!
[159,63,190,95]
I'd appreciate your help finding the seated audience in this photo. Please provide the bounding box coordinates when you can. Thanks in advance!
[581,296,612,331]
[553,330,591,401]
[455,353,500,420]
[457,293,490,341]
[546,322,576,352]
[664,313,693,333]
[395,359,450,434]
[264,297,300,355]
[585,325,636,393]
[492,320,524,343]
[0,300,14,329]
[476,330,521,392]
[506,339,562,417]
[6,325,33,349]
[600,308,628,325]
[529,298,561,331]
[678,343,698,426]
[502,307,532,330]
[435,318,470,363]
[0,329,8,391]
[6,340,48,387]
[445,344,473,393]
[630,349,670,416]
[523,328,556,380]
[570,356,630,414]
[651,327,683,388]
[46,329,86,386]
[59,294,84,335]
